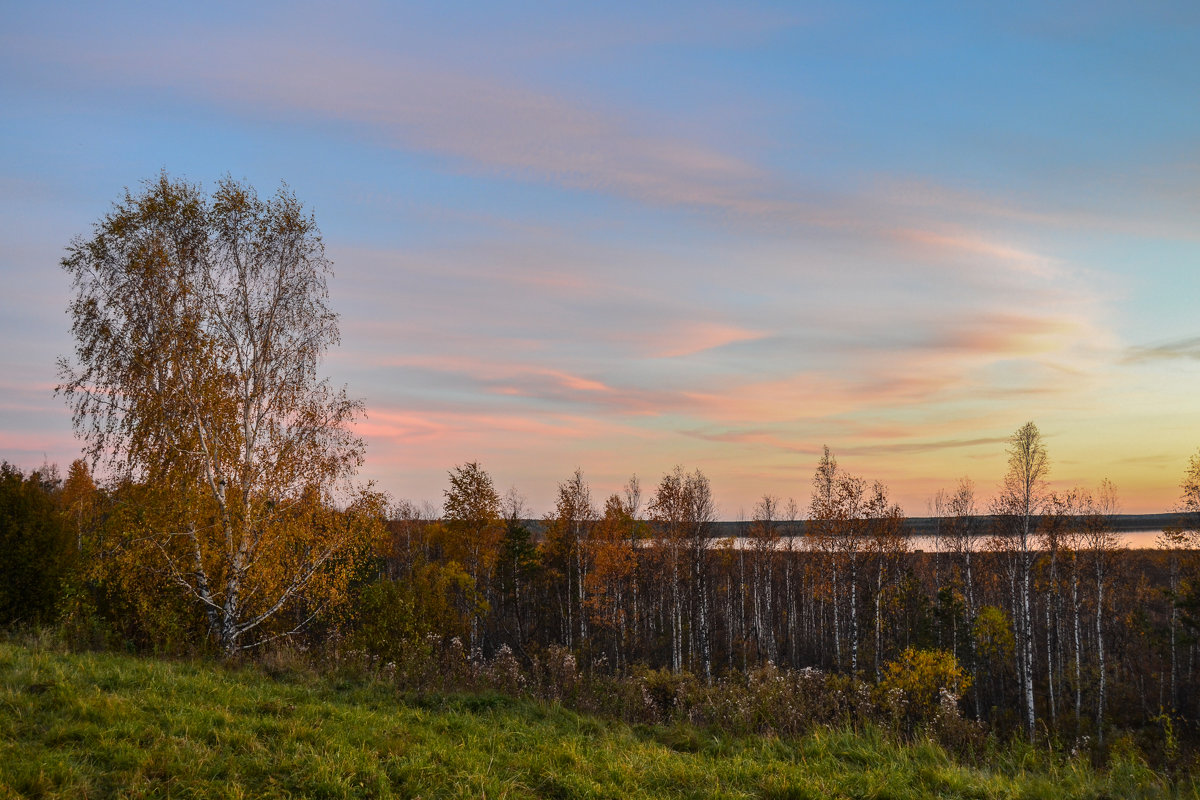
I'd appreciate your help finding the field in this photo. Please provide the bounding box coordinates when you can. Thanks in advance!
[0,638,1188,799]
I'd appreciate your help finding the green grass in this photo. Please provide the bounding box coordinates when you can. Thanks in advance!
[0,639,1189,799]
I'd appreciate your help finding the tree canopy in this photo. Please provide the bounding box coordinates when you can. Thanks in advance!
[58,174,382,654]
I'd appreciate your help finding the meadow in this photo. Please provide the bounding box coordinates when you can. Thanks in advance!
[0,635,1189,800]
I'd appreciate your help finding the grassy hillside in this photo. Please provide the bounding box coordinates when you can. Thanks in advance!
[0,638,1186,799]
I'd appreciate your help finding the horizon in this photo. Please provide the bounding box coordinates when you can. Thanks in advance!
[2,2,1198,517]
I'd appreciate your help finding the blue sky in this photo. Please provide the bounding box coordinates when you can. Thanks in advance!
[2,1,1198,514]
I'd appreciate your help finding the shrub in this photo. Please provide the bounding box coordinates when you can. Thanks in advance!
[349,578,430,671]
[348,560,482,682]
[878,647,972,732]
[973,605,1014,663]
[0,463,74,627]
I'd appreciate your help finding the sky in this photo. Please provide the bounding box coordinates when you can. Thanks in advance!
[1,1,1198,517]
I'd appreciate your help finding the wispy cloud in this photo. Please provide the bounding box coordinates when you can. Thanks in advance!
[44,36,781,217]
[837,436,1011,457]
[927,312,1087,357]
[10,24,1095,288]
[892,229,1061,279]
[652,323,767,358]
[1124,336,1200,364]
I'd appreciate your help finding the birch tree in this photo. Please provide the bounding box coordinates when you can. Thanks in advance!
[866,481,905,681]
[809,446,843,669]
[993,421,1049,740]
[1157,450,1200,714]
[544,468,596,649]
[58,174,381,655]
[945,479,980,626]
[808,447,872,675]
[649,466,715,675]
[1082,480,1122,743]
[442,461,503,650]
[749,495,782,664]
[587,492,638,666]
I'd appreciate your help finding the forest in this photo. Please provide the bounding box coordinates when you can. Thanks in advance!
[4,432,1200,765]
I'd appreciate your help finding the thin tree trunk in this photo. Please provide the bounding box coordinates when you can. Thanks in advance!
[875,558,883,682]
[832,562,841,671]
[726,571,734,672]
[1072,561,1081,727]
[1022,542,1036,740]
[671,544,682,673]
[1095,560,1105,744]
[850,560,859,675]
[1047,589,1056,730]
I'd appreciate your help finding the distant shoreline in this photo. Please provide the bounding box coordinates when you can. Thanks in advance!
[516,513,1187,539]
[706,513,1184,538]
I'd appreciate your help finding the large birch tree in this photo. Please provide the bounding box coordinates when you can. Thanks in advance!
[58,174,380,655]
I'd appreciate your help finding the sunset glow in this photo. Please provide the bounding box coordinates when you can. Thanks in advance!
[2,2,1198,515]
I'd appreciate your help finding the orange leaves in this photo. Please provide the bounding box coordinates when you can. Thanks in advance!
[58,175,376,653]
[442,461,504,581]
[585,494,639,630]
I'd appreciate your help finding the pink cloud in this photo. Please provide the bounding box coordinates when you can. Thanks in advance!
[0,431,75,451]
[380,355,616,396]
[352,410,453,443]
[652,322,767,358]
[532,368,613,394]
[931,312,1085,357]
[892,228,1060,278]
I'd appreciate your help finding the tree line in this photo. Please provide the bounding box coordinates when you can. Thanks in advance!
[5,435,1200,747]
[363,430,1200,745]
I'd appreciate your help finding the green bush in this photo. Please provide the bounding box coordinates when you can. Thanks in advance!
[348,578,431,673]
[349,560,482,681]
[878,647,972,732]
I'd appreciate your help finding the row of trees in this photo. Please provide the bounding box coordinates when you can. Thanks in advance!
[6,431,1197,746]
[361,427,1200,743]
